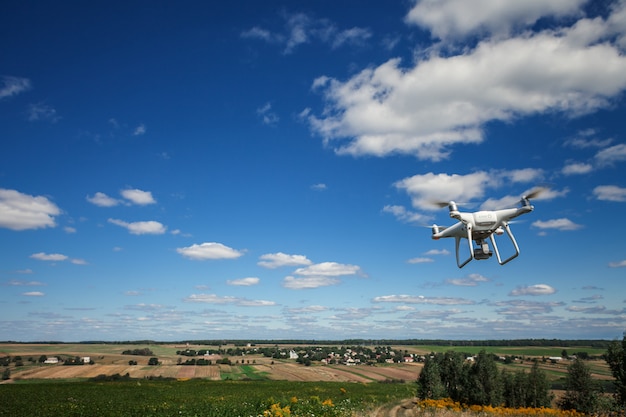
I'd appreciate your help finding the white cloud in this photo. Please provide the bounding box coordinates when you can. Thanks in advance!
[7,279,43,286]
[293,261,361,277]
[258,252,312,268]
[446,273,489,286]
[227,277,260,286]
[311,183,327,191]
[108,218,166,235]
[0,75,31,99]
[27,102,60,122]
[608,260,626,268]
[257,102,279,126]
[282,275,340,289]
[22,291,44,297]
[177,242,243,260]
[509,284,557,296]
[307,9,626,160]
[282,261,363,289]
[86,192,120,207]
[70,258,88,265]
[394,172,492,210]
[0,188,61,231]
[593,185,626,202]
[120,188,156,205]
[595,143,626,166]
[406,0,586,40]
[241,12,371,54]
[30,252,68,261]
[373,294,476,305]
[562,162,593,175]
[532,218,583,231]
[407,257,434,264]
[424,249,450,256]
[133,123,146,136]
[87,189,155,206]
[183,293,275,306]
[382,204,429,223]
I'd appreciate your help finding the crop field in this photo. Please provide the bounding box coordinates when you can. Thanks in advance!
[0,343,423,382]
[0,379,417,417]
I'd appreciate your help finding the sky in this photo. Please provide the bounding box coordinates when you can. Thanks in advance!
[1,0,626,342]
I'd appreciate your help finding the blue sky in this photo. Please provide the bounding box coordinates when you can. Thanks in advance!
[1,0,626,342]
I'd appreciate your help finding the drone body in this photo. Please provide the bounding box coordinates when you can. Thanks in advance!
[431,191,542,268]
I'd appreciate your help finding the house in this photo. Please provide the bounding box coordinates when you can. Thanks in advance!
[44,357,59,364]
[81,357,91,364]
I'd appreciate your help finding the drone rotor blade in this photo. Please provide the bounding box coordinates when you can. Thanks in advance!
[524,187,548,200]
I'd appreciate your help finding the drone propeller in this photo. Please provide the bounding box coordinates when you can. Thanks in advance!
[523,187,548,200]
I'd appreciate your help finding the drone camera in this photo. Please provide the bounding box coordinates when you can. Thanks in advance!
[473,248,492,260]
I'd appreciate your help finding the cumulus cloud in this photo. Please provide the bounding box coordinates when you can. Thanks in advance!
[446,273,489,286]
[532,218,583,231]
[392,170,546,211]
[282,261,363,289]
[258,252,312,268]
[87,189,155,206]
[307,5,626,161]
[120,188,156,205]
[282,275,340,289]
[405,0,586,40]
[593,185,626,202]
[227,277,260,286]
[30,252,68,261]
[0,188,61,231]
[562,162,593,175]
[509,284,557,296]
[177,242,243,260]
[86,192,120,207]
[0,75,31,99]
[108,218,166,235]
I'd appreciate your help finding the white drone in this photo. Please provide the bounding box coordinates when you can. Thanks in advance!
[431,189,545,268]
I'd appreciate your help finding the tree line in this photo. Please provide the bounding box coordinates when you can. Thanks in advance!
[418,333,626,414]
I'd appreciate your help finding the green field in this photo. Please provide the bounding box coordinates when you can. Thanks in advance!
[0,379,414,417]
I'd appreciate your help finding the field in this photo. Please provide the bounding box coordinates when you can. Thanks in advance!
[0,342,617,417]
[0,379,415,417]
[0,343,423,382]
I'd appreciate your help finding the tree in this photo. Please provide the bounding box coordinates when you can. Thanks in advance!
[1,367,10,381]
[417,355,446,399]
[466,351,503,406]
[559,357,598,414]
[604,332,626,408]
[148,357,159,366]
[439,351,467,403]
[525,361,553,408]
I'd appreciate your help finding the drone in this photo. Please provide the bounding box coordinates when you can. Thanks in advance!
[431,189,545,268]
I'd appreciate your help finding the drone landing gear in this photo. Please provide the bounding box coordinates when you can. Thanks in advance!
[454,222,520,268]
